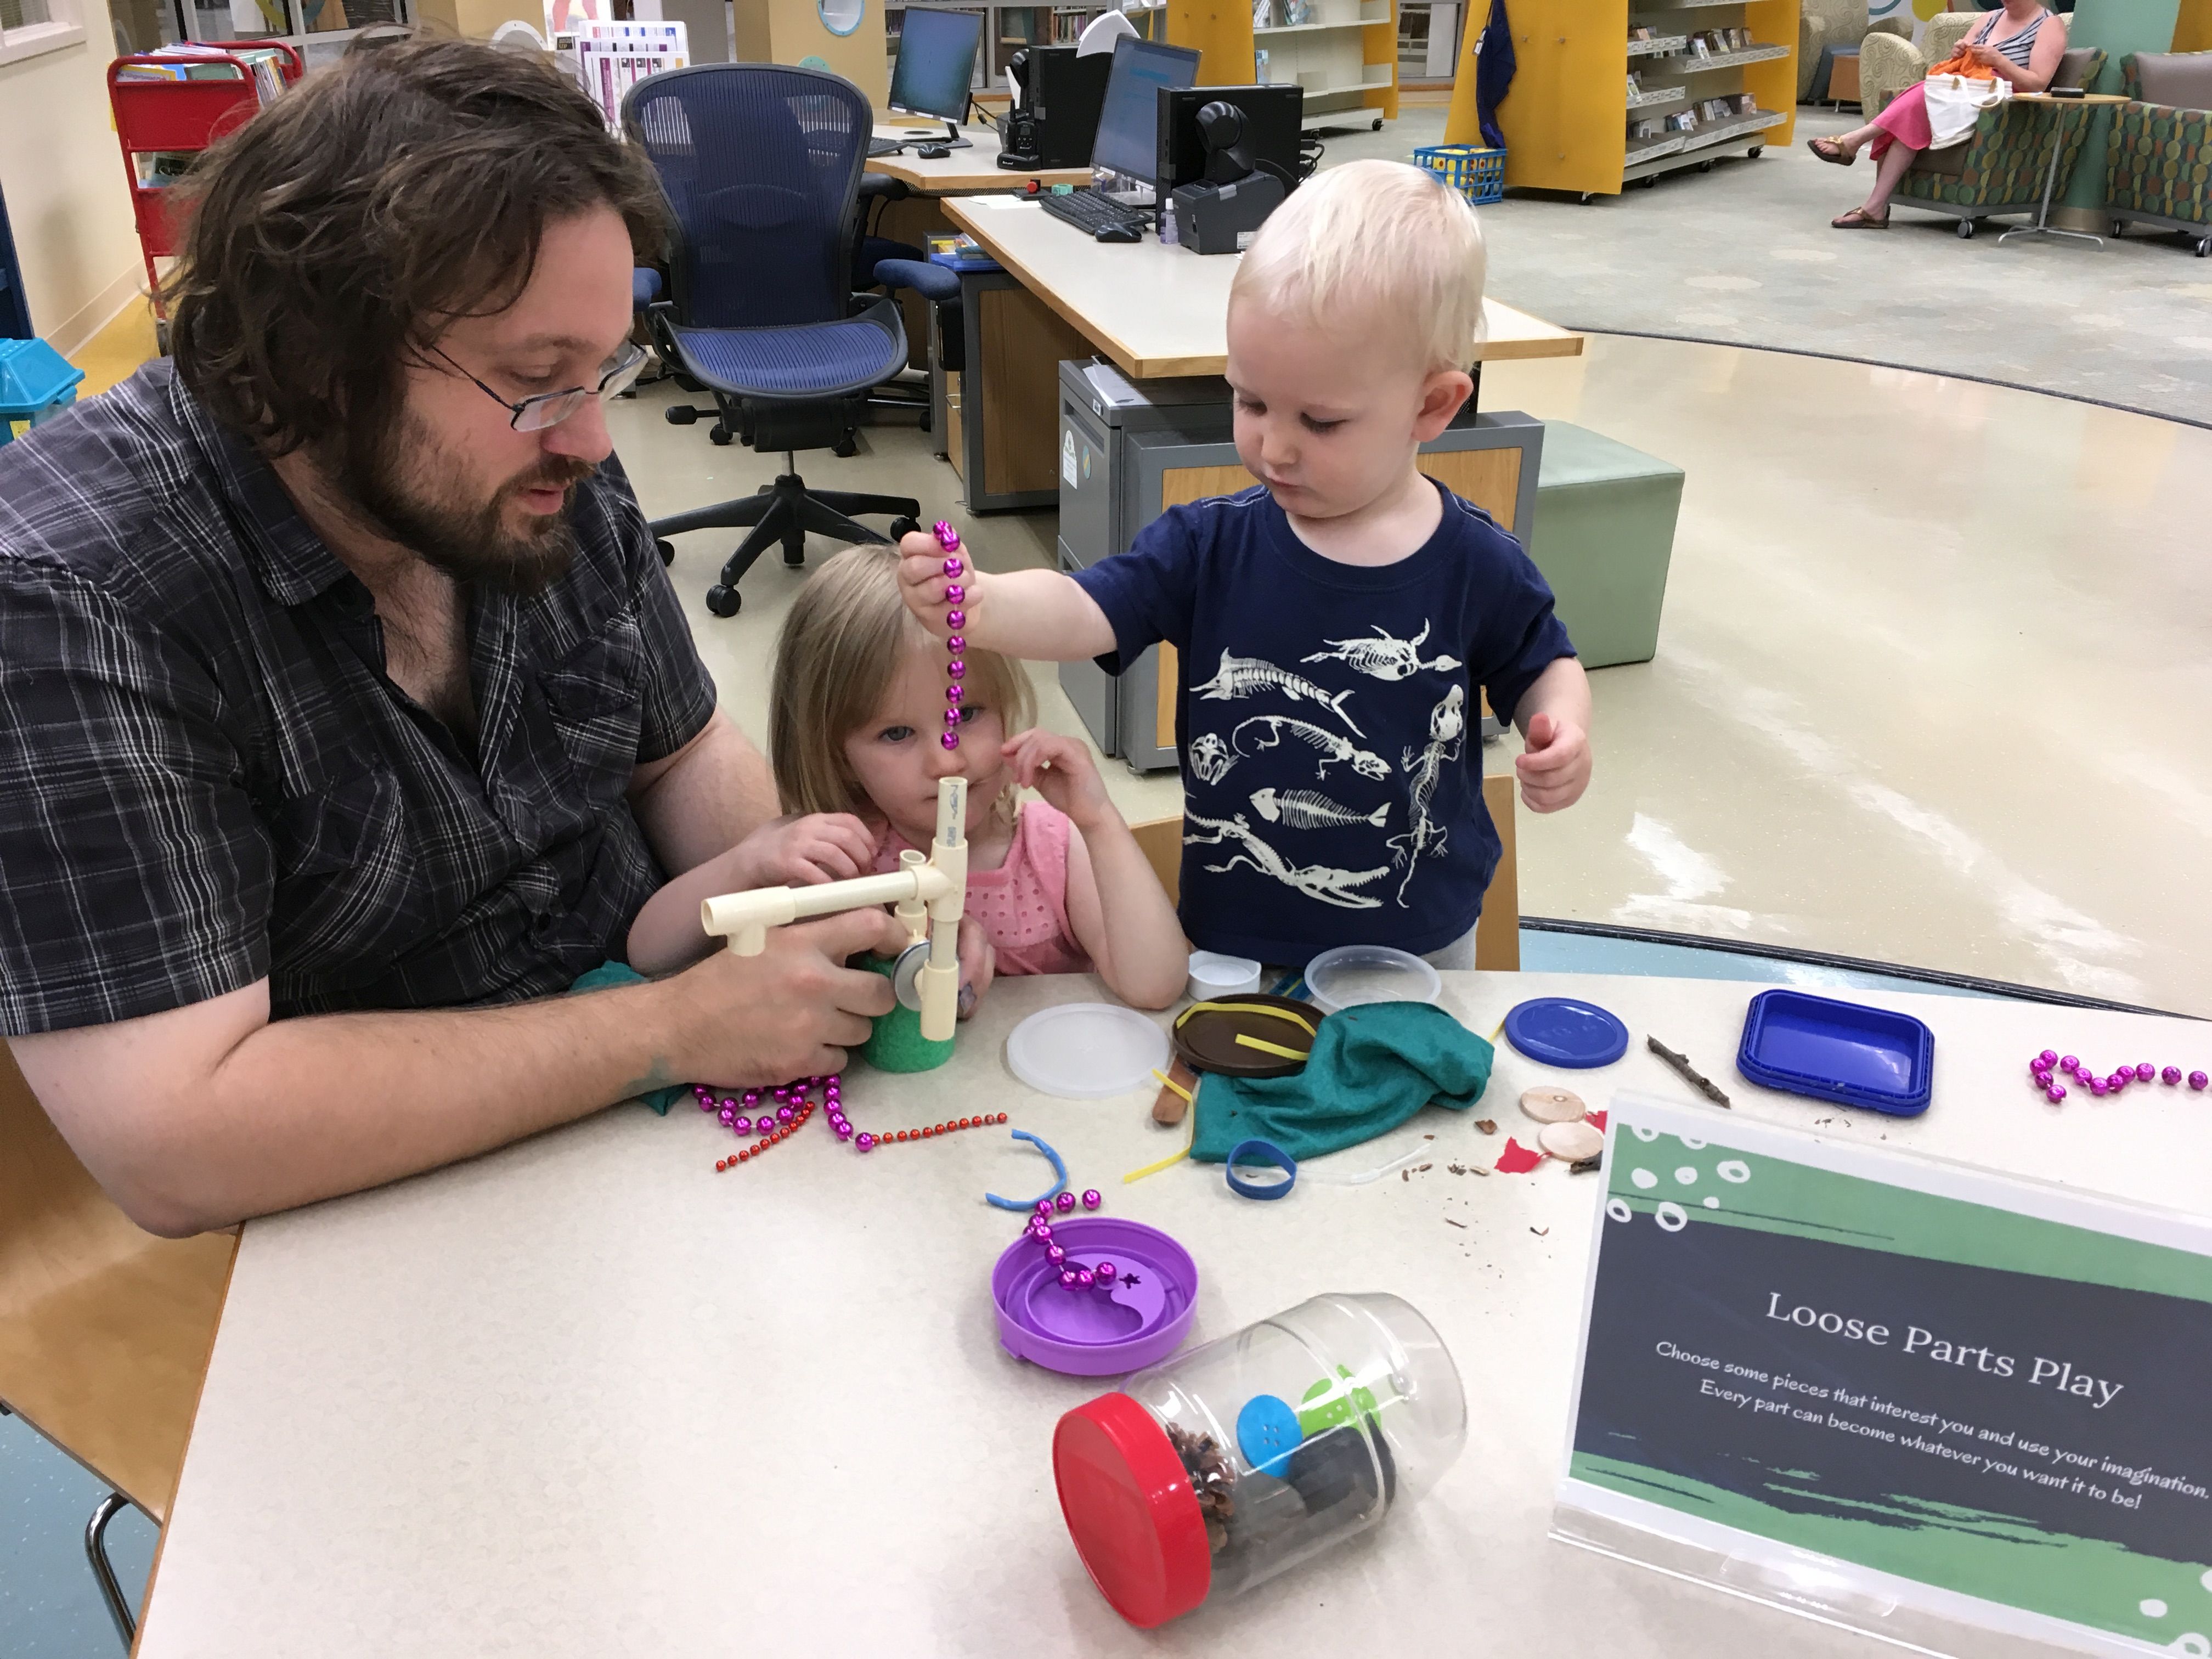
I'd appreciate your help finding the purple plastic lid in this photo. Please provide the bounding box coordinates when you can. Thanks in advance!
[992,1217,1198,1376]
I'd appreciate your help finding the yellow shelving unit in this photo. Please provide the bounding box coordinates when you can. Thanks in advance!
[1172,0,1398,125]
[1499,0,1796,199]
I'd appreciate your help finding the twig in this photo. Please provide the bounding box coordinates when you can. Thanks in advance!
[1647,1036,1731,1108]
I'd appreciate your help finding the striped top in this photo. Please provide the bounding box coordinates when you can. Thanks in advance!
[1972,9,2048,67]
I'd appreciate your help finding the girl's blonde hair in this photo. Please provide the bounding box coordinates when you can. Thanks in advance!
[1231,157,1487,371]
[770,542,1036,819]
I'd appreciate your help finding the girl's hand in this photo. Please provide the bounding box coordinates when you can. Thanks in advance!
[1002,729,1114,833]
[727,812,877,890]
[1514,712,1592,814]
[896,529,979,641]
[955,913,996,1021]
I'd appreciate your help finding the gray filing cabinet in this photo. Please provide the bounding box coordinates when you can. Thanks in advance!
[1056,356,1546,773]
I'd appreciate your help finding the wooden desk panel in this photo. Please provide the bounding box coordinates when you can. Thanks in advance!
[944,194,1584,379]
[867,125,1092,195]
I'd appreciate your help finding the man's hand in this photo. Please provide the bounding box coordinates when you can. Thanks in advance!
[669,906,904,1084]
[725,812,877,890]
[1515,711,1592,814]
[1001,729,1114,833]
[898,529,975,642]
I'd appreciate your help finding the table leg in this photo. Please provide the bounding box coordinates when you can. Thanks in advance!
[1999,102,2104,246]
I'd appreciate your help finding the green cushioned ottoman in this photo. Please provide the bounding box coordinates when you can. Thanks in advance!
[1527,422,1683,669]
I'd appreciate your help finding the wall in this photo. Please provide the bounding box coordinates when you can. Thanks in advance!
[0,37,145,353]
[2058,0,2181,219]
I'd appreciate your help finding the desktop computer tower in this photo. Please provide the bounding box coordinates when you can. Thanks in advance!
[1156,84,1305,195]
[998,45,1113,169]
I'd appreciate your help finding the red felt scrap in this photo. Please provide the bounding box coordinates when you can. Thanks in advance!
[1585,1109,1608,1131]
[1494,1137,1544,1174]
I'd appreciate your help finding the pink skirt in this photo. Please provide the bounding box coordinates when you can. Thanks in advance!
[1867,81,1933,159]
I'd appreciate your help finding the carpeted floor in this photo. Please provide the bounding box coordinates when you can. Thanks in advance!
[1321,106,2212,427]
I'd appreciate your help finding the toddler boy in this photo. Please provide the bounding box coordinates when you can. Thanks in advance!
[900,159,1590,967]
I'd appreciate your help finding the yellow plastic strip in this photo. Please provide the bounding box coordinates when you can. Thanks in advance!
[1124,1103,1198,1183]
[1175,1000,1317,1037]
[1149,1068,1195,1104]
[1233,1034,1311,1062]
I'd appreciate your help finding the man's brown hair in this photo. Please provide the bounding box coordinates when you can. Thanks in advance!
[166,38,667,459]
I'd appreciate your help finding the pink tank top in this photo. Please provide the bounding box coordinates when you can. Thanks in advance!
[872,802,1093,977]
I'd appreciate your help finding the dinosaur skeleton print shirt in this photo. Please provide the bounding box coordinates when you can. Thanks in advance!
[1073,479,1575,964]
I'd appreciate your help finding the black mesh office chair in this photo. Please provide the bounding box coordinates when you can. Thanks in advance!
[625,64,920,617]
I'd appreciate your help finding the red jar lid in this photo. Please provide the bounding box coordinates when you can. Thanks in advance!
[1053,1393,1213,1628]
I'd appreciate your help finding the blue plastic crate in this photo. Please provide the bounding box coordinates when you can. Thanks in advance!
[0,337,84,446]
[1413,143,1506,206]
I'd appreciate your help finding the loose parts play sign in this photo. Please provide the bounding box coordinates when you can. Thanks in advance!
[1559,1096,2212,1657]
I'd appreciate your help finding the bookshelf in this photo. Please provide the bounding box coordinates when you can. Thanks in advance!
[1253,0,1398,122]
[1497,0,1796,199]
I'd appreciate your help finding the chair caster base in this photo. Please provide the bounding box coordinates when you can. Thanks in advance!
[889,515,919,539]
[656,539,675,567]
[706,584,741,617]
[832,436,859,458]
[709,425,734,445]
[1956,218,1975,239]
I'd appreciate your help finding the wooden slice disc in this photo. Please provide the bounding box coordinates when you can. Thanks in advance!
[1539,1120,1604,1162]
[1519,1085,1587,1124]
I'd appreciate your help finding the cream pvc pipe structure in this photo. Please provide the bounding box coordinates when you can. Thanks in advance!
[699,777,969,1042]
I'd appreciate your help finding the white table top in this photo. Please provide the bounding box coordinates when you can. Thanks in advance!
[944,193,1587,379]
[868,121,1092,194]
[137,972,2210,1658]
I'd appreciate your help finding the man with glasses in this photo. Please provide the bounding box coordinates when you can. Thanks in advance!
[0,40,900,1235]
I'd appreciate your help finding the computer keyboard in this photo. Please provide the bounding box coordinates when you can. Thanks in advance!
[1037,189,1148,239]
[867,136,907,157]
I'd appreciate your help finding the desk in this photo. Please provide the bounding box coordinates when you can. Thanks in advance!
[866,123,1093,195]
[938,193,1584,512]
[136,973,2209,1658]
[1997,93,2131,248]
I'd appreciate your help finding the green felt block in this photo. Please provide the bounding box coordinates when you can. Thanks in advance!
[1529,422,1685,670]
[860,955,955,1073]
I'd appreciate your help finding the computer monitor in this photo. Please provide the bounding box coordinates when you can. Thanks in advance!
[888,8,984,147]
[1090,35,1200,188]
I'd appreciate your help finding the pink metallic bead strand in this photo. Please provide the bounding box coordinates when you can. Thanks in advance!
[933,522,966,752]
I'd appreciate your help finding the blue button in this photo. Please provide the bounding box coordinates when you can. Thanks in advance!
[1235,1393,1305,1478]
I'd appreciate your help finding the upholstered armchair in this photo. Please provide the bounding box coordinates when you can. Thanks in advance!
[1859,13,1979,115]
[1799,0,1910,101]
[2106,50,2212,255]
[1889,46,2107,235]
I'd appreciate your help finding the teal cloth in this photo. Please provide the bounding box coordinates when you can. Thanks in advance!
[1190,1002,1493,1164]
[569,962,687,1114]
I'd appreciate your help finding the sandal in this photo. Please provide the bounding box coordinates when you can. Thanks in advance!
[1831,206,1890,230]
[1808,136,1857,166]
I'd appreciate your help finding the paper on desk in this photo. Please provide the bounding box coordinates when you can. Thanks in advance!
[972,196,1037,211]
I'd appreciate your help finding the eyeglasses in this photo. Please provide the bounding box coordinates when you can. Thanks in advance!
[430,338,650,433]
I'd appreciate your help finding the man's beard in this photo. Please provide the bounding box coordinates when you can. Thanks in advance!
[340,409,596,598]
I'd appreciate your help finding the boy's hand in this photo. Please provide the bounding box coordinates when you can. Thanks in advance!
[1003,729,1115,833]
[1515,713,1591,814]
[897,529,979,641]
[726,812,877,890]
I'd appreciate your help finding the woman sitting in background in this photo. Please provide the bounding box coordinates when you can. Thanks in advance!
[1807,0,2068,229]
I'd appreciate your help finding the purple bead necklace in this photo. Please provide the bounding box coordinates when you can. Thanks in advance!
[2027,1049,2209,1105]
[933,521,967,752]
[1020,1188,1114,1291]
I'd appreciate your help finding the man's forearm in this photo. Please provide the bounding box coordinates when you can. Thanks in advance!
[968,569,1118,661]
[21,980,686,1237]
[631,709,777,876]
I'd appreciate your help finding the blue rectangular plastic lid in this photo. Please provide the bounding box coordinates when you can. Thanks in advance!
[1736,989,1934,1116]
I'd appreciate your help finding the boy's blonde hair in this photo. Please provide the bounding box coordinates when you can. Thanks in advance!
[769,543,1035,819]
[1230,159,1487,371]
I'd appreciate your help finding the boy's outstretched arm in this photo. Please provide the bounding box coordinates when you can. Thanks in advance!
[1512,657,1593,814]
[898,532,1118,662]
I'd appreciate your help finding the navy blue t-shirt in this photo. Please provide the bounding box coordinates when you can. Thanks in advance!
[1073,480,1574,964]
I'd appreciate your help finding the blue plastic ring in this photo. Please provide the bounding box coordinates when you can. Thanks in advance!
[984,1129,1070,1211]
[1224,1138,1297,1200]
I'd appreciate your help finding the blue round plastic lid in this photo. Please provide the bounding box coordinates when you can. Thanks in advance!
[1503,997,1629,1069]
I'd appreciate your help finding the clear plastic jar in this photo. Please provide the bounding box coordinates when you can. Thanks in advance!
[1053,1293,1465,1627]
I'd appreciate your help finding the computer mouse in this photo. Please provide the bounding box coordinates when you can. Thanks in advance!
[917,143,952,159]
[1094,223,1142,244]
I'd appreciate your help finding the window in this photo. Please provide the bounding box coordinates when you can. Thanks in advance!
[0,0,86,64]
